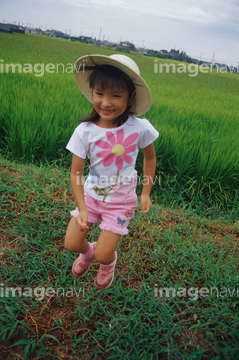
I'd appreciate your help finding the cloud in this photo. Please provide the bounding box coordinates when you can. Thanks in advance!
[1,0,238,65]
[64,0,214,23]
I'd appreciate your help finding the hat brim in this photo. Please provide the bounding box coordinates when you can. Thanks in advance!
[74,54,152,116]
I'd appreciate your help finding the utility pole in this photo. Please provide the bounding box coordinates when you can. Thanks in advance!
[211,52,215,65]
[99,27,102,41]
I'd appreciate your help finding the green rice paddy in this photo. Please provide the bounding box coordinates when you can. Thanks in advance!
[1,32,238,213]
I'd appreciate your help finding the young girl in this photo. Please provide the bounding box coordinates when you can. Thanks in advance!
[65,54,159,290]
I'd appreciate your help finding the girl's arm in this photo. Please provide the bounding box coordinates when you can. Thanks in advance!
[70,154,89,230]
[141,143,157,214]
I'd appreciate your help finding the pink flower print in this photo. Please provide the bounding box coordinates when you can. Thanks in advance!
[95,129,139,170]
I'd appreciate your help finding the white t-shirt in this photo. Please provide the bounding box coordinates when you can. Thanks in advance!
[66,115,159,203]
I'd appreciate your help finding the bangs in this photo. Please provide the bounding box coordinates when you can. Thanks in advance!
[89,65,135,94]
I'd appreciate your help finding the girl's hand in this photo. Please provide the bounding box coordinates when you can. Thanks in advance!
[75,210,89,231]
[140,194,152,214]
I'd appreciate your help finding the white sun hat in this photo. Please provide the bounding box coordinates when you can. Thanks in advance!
[74,54,152,116]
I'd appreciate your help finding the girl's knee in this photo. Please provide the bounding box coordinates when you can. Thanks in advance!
[94,248,114,264]
[64,229,81,252]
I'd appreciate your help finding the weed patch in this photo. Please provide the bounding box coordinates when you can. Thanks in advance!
[0,156,238,358]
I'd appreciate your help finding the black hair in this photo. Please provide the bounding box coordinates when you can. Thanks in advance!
[81,65,135,127]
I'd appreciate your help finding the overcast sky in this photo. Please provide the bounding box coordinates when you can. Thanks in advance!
[1,0,238,66]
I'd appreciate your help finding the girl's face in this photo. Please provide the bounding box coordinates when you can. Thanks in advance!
[92,84,131,128]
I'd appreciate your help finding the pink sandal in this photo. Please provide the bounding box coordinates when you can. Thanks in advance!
[72,242,96,278]
[94,252,117,289]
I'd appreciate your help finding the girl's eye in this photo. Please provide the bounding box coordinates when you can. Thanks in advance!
[113,95,120,98]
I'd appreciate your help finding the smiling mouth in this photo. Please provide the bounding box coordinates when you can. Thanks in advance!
[101,109,114,115]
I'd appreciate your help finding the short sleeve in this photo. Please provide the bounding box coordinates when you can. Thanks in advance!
[138,119,159,149]
[66,125,87,159]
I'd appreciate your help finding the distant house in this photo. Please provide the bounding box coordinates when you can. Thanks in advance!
[0,23,11,33]
[102,40,117,47]
[228,66,238,73]
[49,30,70,40]
[159,49,168,55]
[79,36,95,44]
[137,48,145,54]
[167,50,179,60]
[200,61,212,68]
[0,23,25,34]
[214,63,227,71]
[25,27,44,35]
[191,58,199,64]
[120,41,136,51]
[137,48,149,56]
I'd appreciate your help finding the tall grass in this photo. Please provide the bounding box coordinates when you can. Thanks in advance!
[1,32,239,209]
[0,72,82,162]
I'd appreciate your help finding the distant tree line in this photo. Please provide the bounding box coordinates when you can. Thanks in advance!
[147,48,198,63]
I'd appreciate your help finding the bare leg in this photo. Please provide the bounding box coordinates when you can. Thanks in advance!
[94,230,121,265]
[64,217,94,253]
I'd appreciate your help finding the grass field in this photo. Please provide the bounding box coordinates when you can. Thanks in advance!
[1,156,238,359]
[0,33,239,359]
[0,32,239,215]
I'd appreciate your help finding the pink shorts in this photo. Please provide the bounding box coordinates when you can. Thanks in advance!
[70,190,138,235]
